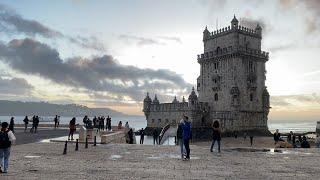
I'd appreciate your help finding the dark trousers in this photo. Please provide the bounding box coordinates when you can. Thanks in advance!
[250,136,253,146]
[183,139,190,159]
[140,136,144,144]
[210,139,221,152]
[153,136,158,145]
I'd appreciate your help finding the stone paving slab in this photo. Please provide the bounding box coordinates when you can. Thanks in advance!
[1,138,320,179]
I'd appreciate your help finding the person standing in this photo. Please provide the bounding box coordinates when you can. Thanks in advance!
[54,115,58,129]
[8,117,14,133]
[177,119,185,159]
[23,116,29,132]
[107,116,112,131]
[68,117,76,140]
[182,116,191,160]
[273,129,281,145]
[101,116,105,131]
[30,115,36,133]
[0,122,16,173]
[118,121,123,129]
[34,116,39,133]
[140,128,145,144]
[93,116,97,128]
[153,128,158,145]
[83,115,88,128]
[128,128,134,144]
[210,120,221,153]
[57,116,60,128]
[249,134,254,146]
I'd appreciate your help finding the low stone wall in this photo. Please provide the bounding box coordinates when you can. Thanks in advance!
[101,131,126,144]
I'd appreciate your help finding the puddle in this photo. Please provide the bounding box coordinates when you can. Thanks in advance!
[25,156,41,158]
[110,155,122,160]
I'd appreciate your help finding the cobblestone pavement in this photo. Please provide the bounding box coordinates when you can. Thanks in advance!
[2,138,320,180]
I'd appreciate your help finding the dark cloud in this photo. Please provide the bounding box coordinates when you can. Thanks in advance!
[118,35,165,46]
[0,4,106,51]
[0,76,33,95]
[239,17,272,33]
[0,38,191,102]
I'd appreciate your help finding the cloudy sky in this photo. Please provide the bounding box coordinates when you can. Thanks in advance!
[0,0,319,120]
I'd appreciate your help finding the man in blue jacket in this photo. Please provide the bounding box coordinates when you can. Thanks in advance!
[182,116,192,160]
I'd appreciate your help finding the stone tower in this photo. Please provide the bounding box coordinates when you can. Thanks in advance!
[196,15,270,132]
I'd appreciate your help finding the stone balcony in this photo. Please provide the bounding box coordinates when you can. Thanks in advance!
[197,46,269,62]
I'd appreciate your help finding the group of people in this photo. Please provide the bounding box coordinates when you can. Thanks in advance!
[22,115,40,133]
[92,116,112,131]
[274,129,311,148]
[83,115,112,131]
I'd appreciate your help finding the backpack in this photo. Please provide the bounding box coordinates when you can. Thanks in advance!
[0,130,11,148]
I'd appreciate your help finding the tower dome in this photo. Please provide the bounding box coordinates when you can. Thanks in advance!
[188,87,198,106]
[143,92,152,103]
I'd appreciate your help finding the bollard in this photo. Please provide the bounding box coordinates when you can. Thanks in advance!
[93,136,97,146]
[63,141,67,155]
[75,139,79,151]
[85,137,88,149]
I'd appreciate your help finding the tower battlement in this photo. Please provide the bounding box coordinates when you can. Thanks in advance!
[203,25,261,41]
[197,45,269,62]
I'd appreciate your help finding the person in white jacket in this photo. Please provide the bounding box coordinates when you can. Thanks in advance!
[0,122,16,173]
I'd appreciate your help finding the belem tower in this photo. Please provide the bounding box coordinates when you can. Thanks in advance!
[143,16,271,138]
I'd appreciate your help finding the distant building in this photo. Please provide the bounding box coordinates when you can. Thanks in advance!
[143,15,270,138]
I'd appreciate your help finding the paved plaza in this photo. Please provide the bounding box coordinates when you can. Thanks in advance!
[1,137,320,180]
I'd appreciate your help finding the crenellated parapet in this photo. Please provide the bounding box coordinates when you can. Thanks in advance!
[197,46,269,62]
[203,25,261,42]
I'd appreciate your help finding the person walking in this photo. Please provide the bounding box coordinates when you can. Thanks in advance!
[140,128,145,144]
[182,116,192,160]
[30,115,36,133]
[0,122,16,173]
[210,120,221,153]
[177,119,185,159]
[23,116,29,132]
[68,117,76,140]
[9,117,14,133]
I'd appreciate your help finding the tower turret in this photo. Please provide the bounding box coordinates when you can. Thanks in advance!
[172,96,179,103]
[143,92,152,118]
[188,87,198,107]
[203,26,210,41]
[255,23,262,36]
[231,15,239,29]
[152,94,160,104]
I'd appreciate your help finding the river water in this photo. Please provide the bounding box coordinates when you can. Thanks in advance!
[0,116,318,133]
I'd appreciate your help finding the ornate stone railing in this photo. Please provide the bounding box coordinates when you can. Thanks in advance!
[197,46,269,61]
[204,25,261,40]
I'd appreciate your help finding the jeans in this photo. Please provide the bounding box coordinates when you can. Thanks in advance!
[0,148,10,172]
[178,139,186,158]
[183,139,190,159]
[210,139,221,152]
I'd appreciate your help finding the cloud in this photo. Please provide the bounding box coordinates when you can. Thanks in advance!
[0,38,191,102]
[0,3,106,51]
[0,76,33,95]
[157,36,182,44]
[239,17,272,34]
[271,94,320,108]
[118,35,165,46]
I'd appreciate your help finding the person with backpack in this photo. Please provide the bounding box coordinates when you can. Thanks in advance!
[23,116,29,132]
[0,122,16,173]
